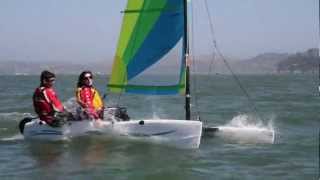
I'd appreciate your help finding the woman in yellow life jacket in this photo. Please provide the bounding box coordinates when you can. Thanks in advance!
[76,71,104,120]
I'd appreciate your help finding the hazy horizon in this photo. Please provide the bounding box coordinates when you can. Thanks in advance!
[0,0,318,63]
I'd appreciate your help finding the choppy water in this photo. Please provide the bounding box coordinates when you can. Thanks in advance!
[0,74,318,179]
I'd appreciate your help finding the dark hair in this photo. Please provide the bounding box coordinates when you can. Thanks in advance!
[77,71,93,87]
[40,70,55,86]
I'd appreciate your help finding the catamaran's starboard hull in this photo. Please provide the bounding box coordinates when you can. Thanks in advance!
[22,119,202,149]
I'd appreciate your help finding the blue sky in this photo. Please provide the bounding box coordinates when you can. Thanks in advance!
[0,0,318,63]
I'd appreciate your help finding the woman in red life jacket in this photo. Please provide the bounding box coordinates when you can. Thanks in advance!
[33,70,70,127]
[76,71,104,120]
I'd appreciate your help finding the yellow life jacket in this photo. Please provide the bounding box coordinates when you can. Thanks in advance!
[92,88,103,110]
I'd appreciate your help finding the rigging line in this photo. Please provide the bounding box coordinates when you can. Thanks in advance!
[190,0,201,120]
[202,0,218,78]
[206,42,216,76]
[318,0,320,96]
[203,0,217,52]
[318,0,320,179]
[216,47,262,118]
[201,0,219,126]
[203,0,263,119]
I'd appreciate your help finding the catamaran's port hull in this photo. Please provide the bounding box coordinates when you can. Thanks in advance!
[22,119,203,149]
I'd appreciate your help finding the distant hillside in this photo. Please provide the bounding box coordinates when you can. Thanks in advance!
[194,52,289,74]
[277,48,319,73]
[194,49,318,74]
[1,49,318,75]
[232,52,289,74]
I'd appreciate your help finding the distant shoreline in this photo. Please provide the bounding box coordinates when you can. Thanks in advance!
[0,72,316,76]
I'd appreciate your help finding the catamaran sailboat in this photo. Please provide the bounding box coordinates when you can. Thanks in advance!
[19,0,275,147]
[19,0,203,149]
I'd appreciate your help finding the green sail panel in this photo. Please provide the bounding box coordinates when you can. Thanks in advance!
[108,0,185,95]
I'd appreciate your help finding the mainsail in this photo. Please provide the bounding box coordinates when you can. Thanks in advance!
[108,0,186,95]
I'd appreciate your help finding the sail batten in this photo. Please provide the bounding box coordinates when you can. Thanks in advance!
[108,84,185,95]
[108,0,185,95]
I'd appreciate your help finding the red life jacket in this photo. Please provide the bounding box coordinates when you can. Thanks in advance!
[78,87,94,109]
[33,87,64,123]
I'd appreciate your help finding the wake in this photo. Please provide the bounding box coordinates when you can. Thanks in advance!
[214,114,275,144]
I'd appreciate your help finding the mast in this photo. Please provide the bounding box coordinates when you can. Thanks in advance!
[318,1,320,178]
[183,0,191,120]
[318,0,320,96]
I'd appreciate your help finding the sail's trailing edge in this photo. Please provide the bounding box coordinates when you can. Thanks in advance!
[108,0,186,95]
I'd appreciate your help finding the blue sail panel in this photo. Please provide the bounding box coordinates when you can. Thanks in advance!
[127,1,184,79]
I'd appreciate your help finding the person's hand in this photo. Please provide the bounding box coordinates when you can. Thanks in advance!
[84,108,99,120]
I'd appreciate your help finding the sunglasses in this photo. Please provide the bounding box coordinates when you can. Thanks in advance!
[45,78,55,83]
[84,73,93,79]
[84,76,92,79]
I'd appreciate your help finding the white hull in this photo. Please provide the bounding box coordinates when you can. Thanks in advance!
[23,119,202,149]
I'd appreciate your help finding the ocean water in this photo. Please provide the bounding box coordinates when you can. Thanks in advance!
[0,74,318,180]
